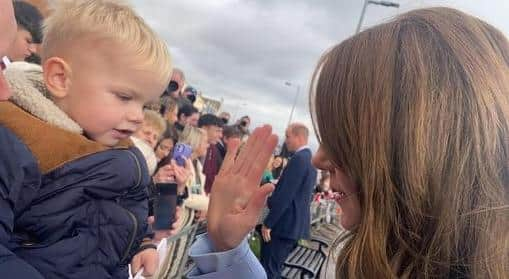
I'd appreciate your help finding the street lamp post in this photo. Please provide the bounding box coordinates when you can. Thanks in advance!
[356,0,399,34]
[285,81,301,127]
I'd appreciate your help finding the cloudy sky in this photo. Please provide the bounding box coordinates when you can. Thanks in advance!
[131,0,509,150]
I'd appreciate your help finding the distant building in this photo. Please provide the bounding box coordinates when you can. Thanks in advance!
[195,93,222,115]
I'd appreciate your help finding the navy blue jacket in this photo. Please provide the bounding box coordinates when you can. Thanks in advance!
[264,148,317,240]
[0,105,152,278]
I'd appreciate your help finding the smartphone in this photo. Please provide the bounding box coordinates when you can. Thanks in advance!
[171,143,193,167]
[153,183,178,230]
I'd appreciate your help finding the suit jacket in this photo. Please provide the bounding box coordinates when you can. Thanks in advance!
[264,148,317,240]
[216,141,226,162]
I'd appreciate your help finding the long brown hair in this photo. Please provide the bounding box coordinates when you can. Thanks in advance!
[310,7,509,278]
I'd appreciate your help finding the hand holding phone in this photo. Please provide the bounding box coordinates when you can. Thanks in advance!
[153,143,192,230]
[171,143,192,167]
[153,183,177,230]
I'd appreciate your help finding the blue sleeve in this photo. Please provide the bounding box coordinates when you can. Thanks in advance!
[264,154,306,228]
[187,234,267,279]
[0,127,44,278]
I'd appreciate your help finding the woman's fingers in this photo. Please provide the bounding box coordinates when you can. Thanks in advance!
[219,138,240,175]
[232,127,264,173]
[245,183,275,225]
[234,126,273,177]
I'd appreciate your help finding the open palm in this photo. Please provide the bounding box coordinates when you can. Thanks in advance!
[207,125,278,251]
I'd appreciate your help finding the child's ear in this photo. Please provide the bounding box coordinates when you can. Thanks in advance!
[43,57,72,98]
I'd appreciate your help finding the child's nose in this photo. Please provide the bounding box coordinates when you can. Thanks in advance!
[128,106,144,124]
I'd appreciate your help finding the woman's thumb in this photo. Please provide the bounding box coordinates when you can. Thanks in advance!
[246,183,274,219]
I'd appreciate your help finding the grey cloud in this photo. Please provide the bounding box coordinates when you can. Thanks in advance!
[132,0,509,150]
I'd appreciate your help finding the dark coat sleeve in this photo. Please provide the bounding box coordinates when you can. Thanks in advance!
[0,127,44,278]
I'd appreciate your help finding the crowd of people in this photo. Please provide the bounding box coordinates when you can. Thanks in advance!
[0,1,508,279]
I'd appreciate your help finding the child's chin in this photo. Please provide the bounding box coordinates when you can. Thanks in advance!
[96,138,119,147]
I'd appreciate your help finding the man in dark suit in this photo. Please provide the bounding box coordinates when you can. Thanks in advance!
[261,123,317,278]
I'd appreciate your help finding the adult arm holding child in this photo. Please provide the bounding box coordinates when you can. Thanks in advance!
[0,128,45,278]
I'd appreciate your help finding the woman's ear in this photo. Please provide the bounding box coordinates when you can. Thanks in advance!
[43,57,72,99]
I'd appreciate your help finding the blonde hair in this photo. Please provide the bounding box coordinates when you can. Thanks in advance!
[143,110,166,137]
[179,125,207,158]
[311,7,509,279]
[42,0,172,86]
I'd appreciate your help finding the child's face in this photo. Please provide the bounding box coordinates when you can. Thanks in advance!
[47,42,166,146]
[133,122,161,149]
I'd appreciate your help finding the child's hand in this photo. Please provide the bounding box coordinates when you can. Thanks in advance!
[131,248,158,276]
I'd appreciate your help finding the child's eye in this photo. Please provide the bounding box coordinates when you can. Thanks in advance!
[115,93,132,101]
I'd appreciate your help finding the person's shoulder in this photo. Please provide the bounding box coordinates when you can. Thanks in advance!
[0,124,39,176]
[45,143,150,191]
[294,148,312,161]
[63,141,145,171]
[0,124,35,158]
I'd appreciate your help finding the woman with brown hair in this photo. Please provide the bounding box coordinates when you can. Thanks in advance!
[188,7,509,279]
